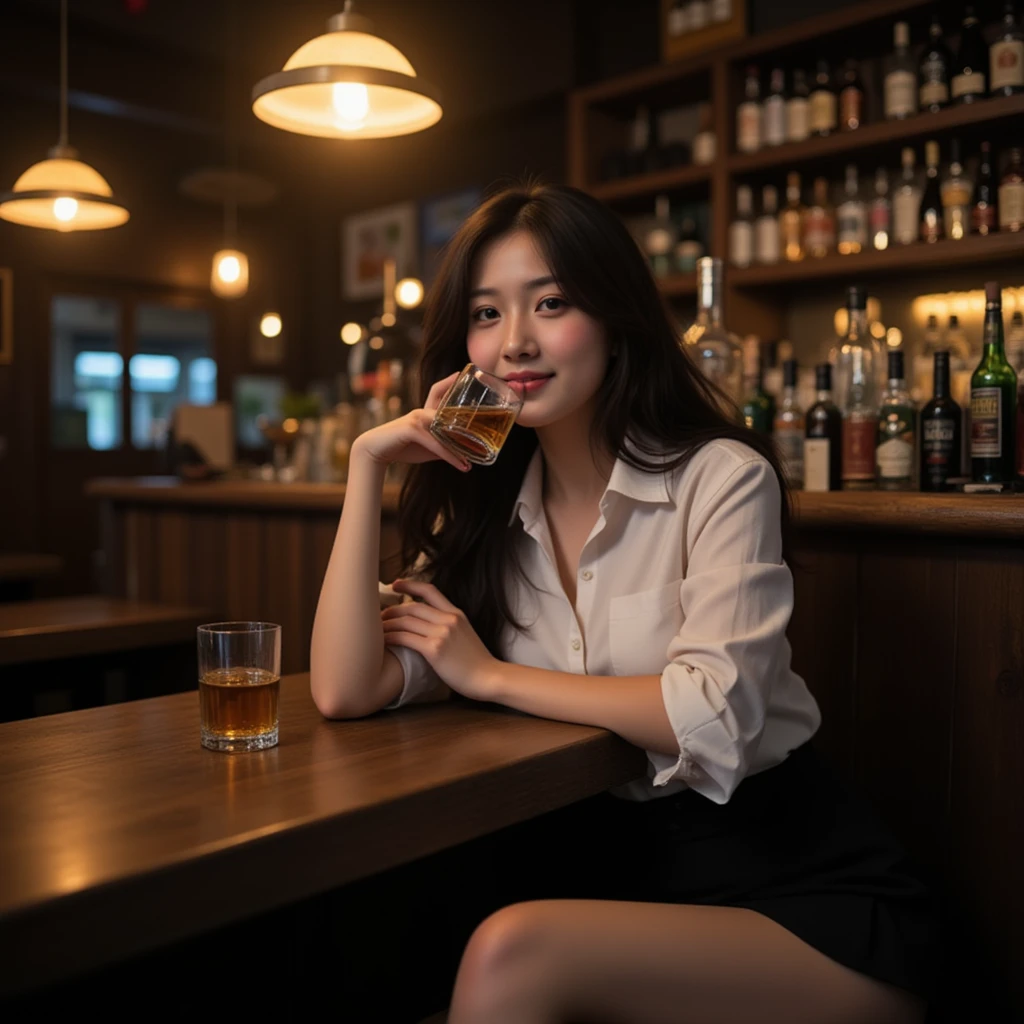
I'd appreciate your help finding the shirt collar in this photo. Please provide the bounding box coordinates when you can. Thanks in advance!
[508,435,674,528]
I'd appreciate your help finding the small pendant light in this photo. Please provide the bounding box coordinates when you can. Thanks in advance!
[252,0,442,140]
[0,0,128,231]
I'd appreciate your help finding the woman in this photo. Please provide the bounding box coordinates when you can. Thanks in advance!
[310,182,936,1023]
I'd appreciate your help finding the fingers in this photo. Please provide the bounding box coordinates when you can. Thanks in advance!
[424,371,461,414]
[381,602,454,626]
[381,614,441,640]
[410,410,470,472]
[391,579,459,612]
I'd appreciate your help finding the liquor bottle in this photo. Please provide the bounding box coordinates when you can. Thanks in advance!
[837,285,879,489]
[1007,309,1024,373]
[754,184,781,264]
[780,172,805,262]
[682,257,744,413]
[919,16,952,112]
[870,167,891,250]
[712,0,732,23]
[687,0,710,30]
[972,141,998,235]
[893,147,921,245]
[837,164,867,255]
[675,215,704,273]
[626,105,657,176]
[1018,363,1024,479]
[693,102,716,165]
[839,59,864,131]
[667,0,688,37]
[741,336,775,435]
[737,66,762,154]
[876,349,916,490]
[774,359,805,487]
[990,2,1024,96]
[912,314,943,404]
[999,146,1024,231]
[940,138,972,241]
[885,21,917,119]
[763,68,787,147]
[945,314,975,415]
[970,281,1018,482]
[803,176,836,258]
[804,363,842,491]
[729,185,755,268]
[920,351,963,490]
[644,194,677,278]
[787,68,810,143]
[920,140,943,243]
[952,6,988,103]
[809,60,837,137]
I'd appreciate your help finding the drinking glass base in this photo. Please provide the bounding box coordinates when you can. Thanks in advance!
[201,727,278,752]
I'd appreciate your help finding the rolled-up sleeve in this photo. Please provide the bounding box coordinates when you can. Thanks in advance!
[378,580,447,708]
[652,457,793,804]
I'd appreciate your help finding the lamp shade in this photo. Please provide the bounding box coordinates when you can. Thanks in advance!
[211,248,249,298]
[0,149,129,231]
[252,4,442,139]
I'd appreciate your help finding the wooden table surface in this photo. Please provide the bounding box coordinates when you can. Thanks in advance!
[0,674,645,995]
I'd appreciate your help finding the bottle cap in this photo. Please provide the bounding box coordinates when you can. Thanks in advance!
[985,281,1001,305]
[887,349,904,381]
[815,363,832,391]
[846,285,866,310]
[783,359,798,386]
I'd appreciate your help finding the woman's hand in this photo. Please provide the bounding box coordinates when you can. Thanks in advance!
[352,372,470,472]
[380,579,500,701]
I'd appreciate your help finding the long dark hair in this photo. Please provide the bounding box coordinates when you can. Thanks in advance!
[398,180,791,657]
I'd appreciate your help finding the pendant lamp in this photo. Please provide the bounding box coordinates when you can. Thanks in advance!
[0,0,128,231]
[252,1,442,140]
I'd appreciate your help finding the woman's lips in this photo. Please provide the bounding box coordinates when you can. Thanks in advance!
[507,375,553,396]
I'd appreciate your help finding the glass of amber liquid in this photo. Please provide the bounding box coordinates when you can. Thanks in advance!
[197,622,281,752]
[429,363,524,465]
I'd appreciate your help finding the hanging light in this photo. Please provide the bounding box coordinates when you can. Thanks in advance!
[211,248,249,298]
[0,0,128,231]
[395,276,424,309]
[252,0,442,140]
[259,312,283,338]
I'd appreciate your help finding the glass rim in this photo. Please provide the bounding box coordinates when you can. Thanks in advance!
[197,621,282,635]
[460,362,525,407]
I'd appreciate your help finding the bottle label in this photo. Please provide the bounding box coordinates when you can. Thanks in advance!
[999,182,1024,229]
[893,192,921,244]
[991,40,1024,91]
[763,96,786,146]
[809,90,837,133]
[693,131,716,165]
[919,56,949,106]
[837,205,867,246]
[973,200,997,233]
[951,71,986,98]
[839,87,862,129]
[737,103,761,152]
[970,387,1002,457]
[754,216,780,264]
[803,210,835,253]
[786,98,809,141]
[884,71,916,117]
[923,418,958,485]
[776,430,804,486]
[876,437,913,478]
[729,222,753,267]
[842,418,876,479]
[803,438,831,491]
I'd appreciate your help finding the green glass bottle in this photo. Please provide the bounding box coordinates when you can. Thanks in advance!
[970,281,1019,483]
[741,336,775,436]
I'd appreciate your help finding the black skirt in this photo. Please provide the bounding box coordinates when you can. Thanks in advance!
[474,739,939,1006]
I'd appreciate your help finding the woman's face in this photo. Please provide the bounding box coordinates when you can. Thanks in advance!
[465,230,611,430]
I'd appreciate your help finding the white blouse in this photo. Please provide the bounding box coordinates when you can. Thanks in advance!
[380,437,821,806]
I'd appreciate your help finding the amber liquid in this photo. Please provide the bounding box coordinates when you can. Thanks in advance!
[430,405,517,465]
[199,667,280,751]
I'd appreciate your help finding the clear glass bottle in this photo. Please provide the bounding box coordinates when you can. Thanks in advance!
[920,350,963,490]
[920,140,943,243]
[839,59,865,131]
[876,349,916,490]
[953,5,988,103]
[837,164,867,255]
[803,176,836,258]
[737,66,762,154]
[754,184,781,264]
[884,21,918,119]
[809,60,837,137]
[972,140,998,236]
[940,137,972,241]
[780,171,805,262]
[644,194,677,278]
[990,2,1024,97]
[774,358,805,487]
[870,167,891,251]
[763,68,787,146]
[1007,309,1024,373]
[742,335,775,435]
[729,185,755,268]
[804,363,843,491]
[682,257,743,414]
[838,286,880,489]
[893,146,921,245]
[999,146,1024,231]
[919,16,952,112]
[786,68,810,142]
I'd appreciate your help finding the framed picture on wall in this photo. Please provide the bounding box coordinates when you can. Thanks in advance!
[0,268,12,364]
[420,187,482,286]
[341,202,418,300]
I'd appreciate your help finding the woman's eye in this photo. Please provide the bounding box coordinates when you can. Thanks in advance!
[538,297,567,312]
[471,306,499,322]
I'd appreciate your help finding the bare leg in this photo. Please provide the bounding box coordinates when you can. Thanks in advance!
[446,899,927,1024]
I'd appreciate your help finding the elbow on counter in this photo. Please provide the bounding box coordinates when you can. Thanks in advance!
[309,669,375,720]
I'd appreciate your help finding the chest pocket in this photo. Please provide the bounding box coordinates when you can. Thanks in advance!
[608,578,685,677]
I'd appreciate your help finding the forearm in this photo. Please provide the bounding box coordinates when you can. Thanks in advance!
[487,663,679,758]
[310,445,392,716]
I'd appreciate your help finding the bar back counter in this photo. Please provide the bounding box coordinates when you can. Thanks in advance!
[86,477,1024,1013]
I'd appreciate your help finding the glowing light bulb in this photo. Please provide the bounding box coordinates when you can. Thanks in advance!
[260,313,282,338]
[332,82,369,125]
[53,196,78,222]
[341,322,363,345]
[395,277,424,309]
[217,255,241,283]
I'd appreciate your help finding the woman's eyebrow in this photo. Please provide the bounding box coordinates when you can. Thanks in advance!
[468,276,556,300]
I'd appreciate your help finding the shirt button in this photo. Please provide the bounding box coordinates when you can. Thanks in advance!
[571,638,581,651]
[580,570,593,581]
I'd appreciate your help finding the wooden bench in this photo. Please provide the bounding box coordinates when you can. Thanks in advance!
[0,597,216,720]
